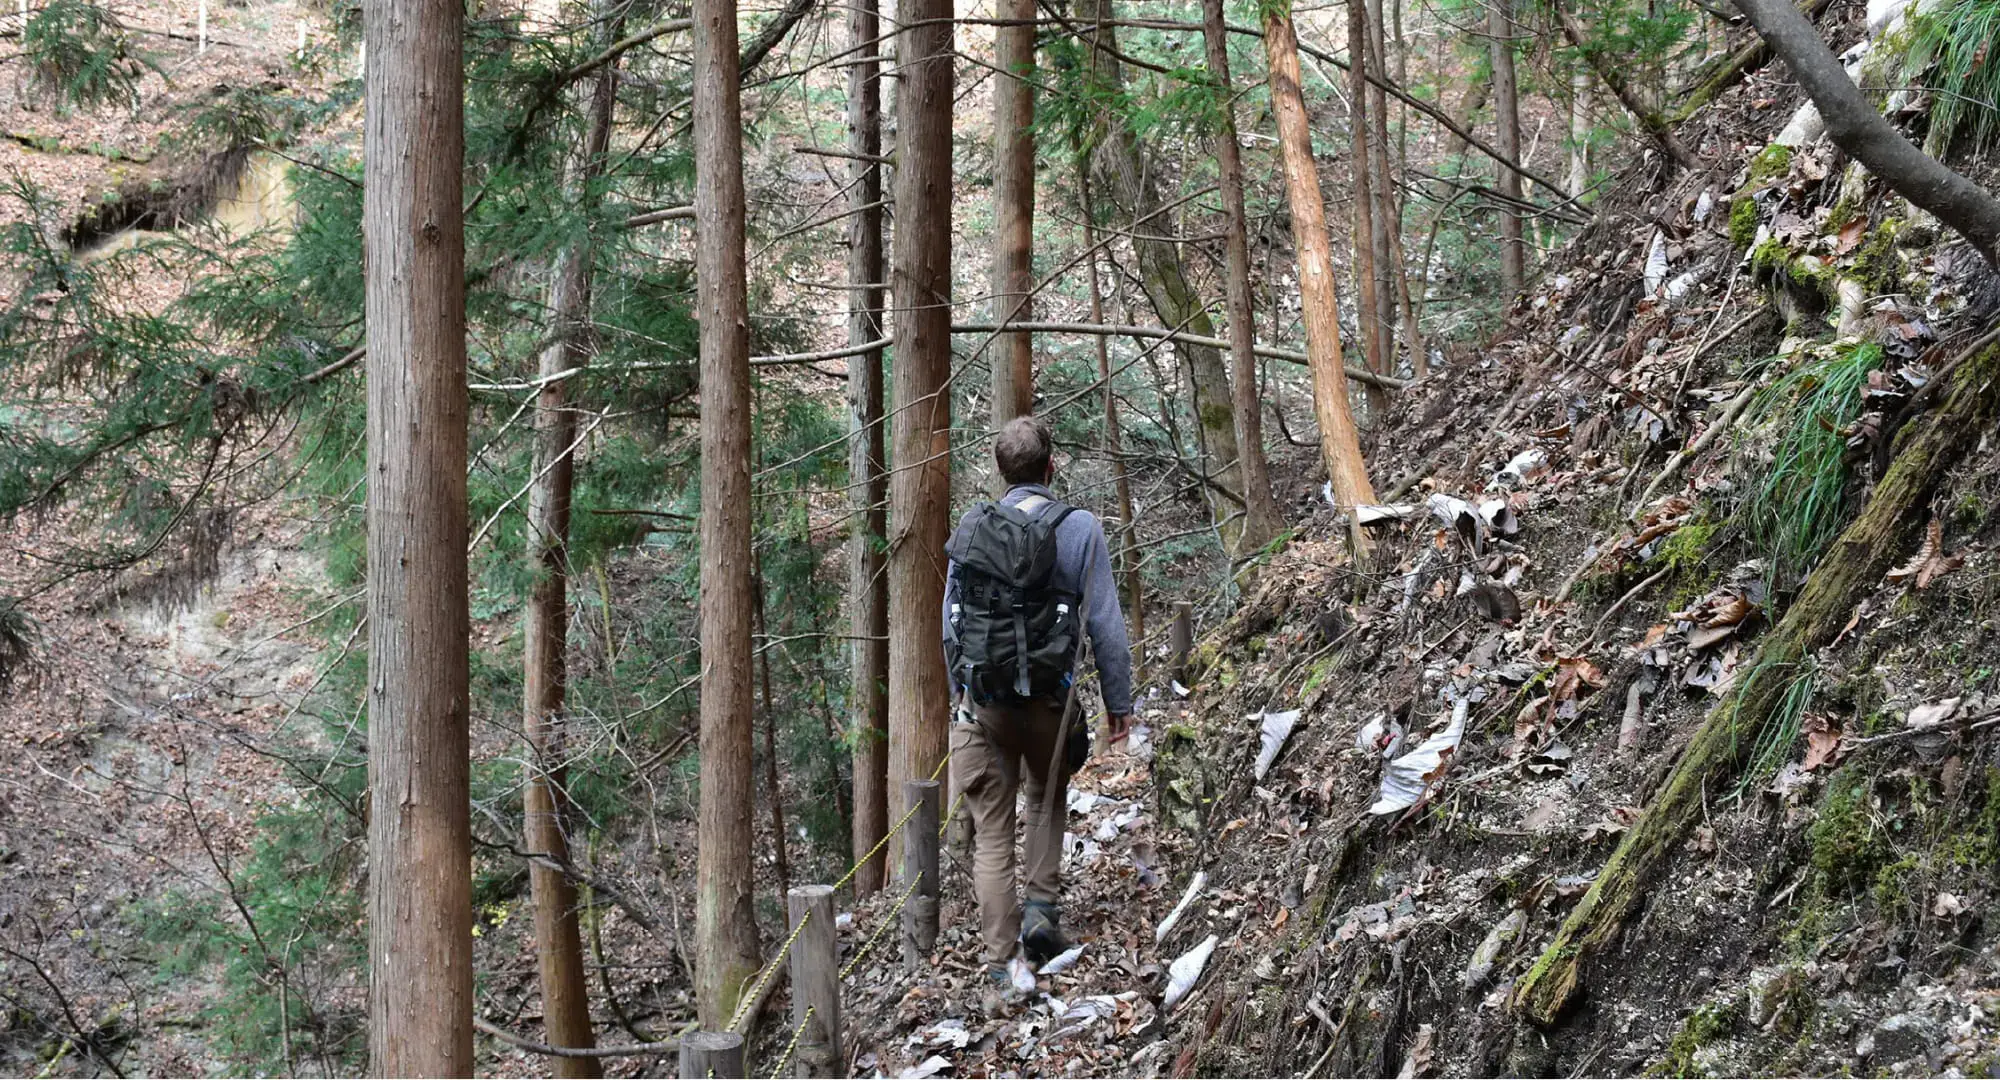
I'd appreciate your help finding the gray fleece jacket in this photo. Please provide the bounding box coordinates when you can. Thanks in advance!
[940,483,1135,716]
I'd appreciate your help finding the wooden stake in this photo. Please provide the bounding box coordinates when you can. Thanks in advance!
[900,779,941,966]
[785,886,844,1077]
[678,1031,745,1079]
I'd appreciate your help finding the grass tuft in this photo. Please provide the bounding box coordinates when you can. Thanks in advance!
[1899,0,2000,152]
[1734,343,1882,591]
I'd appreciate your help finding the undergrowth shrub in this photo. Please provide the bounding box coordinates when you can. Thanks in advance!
[1898,0,2000,154]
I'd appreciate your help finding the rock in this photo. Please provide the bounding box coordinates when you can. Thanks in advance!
[1866,1012,1943,1072]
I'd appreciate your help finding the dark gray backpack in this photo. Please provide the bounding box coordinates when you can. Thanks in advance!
[945,495,1080,704]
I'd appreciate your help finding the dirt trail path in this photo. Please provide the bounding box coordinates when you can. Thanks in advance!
[832,712,1192,1078]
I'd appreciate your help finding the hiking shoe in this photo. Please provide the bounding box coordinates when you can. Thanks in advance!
[981,957,1035,1018]
[1021,900,1070,966]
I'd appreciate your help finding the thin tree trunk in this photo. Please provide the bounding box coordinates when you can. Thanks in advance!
[362,0,472,1061]
[1200,0,1283,551]
[1077,0,1247,554]
[844,0,890,899]
[692,0,761,1029]
[1568,70,1591,197]
[1265,1,1378,554]
[989,0,1036,428]
[520,28,619,1074]
[1345,0,1388,412]
[1367,0,1423,377]
[887,0,954,874]
[1078,168,1144,654]
[1489,0,1526,296]
[1731,0,2000,261]
[755,569,791,899]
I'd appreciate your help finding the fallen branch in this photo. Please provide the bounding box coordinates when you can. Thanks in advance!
[1515,336,2000,1026]
[1628,376,1761,518]
[473,1016,679,1058]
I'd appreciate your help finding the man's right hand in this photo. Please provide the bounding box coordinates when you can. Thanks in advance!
[1106,712,1133,751]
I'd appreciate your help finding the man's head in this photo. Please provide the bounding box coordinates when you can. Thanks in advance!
[994,415,1055,487]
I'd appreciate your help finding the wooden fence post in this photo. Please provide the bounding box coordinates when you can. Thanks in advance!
[1169,601,1194,684]
[679,1030,745,1079]
[901,779,940,966]
[786,885,843,1077]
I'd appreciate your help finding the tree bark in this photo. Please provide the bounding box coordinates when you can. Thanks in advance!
[844,0,890,898]
[755,569,791,900]
[1363,0,1399,365]
[1568,70,1591,197]
[1077,0,1247,553]
[362,0,473,1063]
[1489,0,1526,296]
[1200,0,1283,551]
[1731,0,2000,262]
[1264,1,1378,552]
[1345,0,1388,408]
[887,0,954,874]
[989,0,1036,428]
[692,0,761,1029]
[520,29,619,1074]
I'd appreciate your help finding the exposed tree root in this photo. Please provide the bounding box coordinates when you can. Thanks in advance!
[1514,339,2000,1027]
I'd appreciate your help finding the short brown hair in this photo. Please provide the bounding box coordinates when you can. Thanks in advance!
[994,415,1053,485]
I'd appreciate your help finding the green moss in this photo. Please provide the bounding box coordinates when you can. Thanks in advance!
[1729,197,1760,250]
[1659,518,1724,609]
[1654,999,1741,1077]
[1809,768,1889,888]
[1745,144,1794,187]
[1852,219,1906,294]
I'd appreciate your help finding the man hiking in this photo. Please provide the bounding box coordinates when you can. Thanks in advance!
[942,415,1134,1004]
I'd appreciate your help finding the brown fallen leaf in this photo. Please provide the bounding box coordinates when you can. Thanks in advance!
[1801,713,1841,771]
[1687,624,1738,651]
[1886,519,1965,590]
[1835,218,1867,255]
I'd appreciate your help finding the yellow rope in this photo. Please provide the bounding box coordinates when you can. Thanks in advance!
[767,1005,813,1078]
[832,751,953,892]
[727,910,813,1034]
[840,871,924,980]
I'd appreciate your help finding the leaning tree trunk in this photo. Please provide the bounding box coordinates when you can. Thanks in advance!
[692,0,761,1029]
[1078,168,1145,653]
[1200,0,1283,551]
[1517,340,2000,1026]
[844,0,890,898]
[989,0,1036,429]
[519,31,620,1075]
[1489,0,1527,296]
[886,0,954,874]
[362,0,473,1062]
[1077,0,1246,554]
[1265,0,1379,553]
[1731,0,2000,262]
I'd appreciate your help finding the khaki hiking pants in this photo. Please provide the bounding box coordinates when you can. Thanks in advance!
[950,694,1072,965]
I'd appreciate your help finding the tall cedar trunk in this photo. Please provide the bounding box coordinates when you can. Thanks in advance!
[845,0,890,898]
[989,0,1036,428]
[1489,0,1526,296]
[1199,0,1283,551]
[887,0,953,873]
[1367,0,1422,377]
[519,35,619,1075]
[1731,0,2000,260]
[692,0,761,1028]
[1077,0,1246,553]
[1363,0,1398,365]
[1264,3,1378,550]
[361,0,473,1063]
[1345,0,1388,413]
[1078,168,1144,654]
